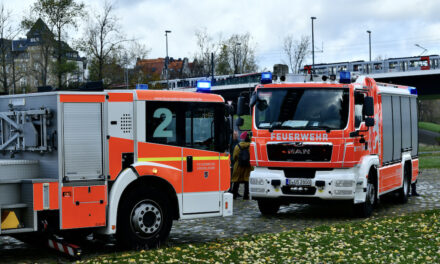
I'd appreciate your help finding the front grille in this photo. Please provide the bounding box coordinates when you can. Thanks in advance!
[267,143,332,162]
[281,186,316,195]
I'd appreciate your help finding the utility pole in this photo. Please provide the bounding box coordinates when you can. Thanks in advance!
[211,52,214,81]
[311,17,316,79]
[165,30,171,89]
[367,30,372,62]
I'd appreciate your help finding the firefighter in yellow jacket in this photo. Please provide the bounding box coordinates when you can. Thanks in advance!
[231,132,254,199]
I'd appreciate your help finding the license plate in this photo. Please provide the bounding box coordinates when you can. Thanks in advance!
[286,178,312,186]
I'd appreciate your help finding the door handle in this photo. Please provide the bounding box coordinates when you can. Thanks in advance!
[187,156,193,172]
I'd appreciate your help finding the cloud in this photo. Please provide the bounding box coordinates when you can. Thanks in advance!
[6,0,440,70]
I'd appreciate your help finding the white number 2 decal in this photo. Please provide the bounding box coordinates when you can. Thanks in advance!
[153,108,173,138]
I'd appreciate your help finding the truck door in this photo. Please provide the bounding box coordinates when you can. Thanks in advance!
[353,92,370,161]
[182,104,221,214]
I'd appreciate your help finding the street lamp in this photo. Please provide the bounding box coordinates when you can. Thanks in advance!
[367,30,372,62]
[311,17,316,77]
[165,30,171,89]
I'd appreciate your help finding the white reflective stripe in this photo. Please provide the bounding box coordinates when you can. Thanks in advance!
[57,242,64,253]
[67,246,75,256]
[48,240,55,249]
[133,161,182,171]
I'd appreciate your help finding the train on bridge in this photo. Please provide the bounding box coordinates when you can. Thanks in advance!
[302,55,440,76]
[150,54,440,97]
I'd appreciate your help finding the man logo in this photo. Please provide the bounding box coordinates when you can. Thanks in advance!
[287,148,311,155]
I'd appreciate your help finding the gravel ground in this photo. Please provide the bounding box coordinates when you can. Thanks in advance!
[1,169,439,263]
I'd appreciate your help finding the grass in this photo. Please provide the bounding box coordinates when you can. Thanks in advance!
[80,209,440,264]
[419,122,440,133]
[419,144,440,169]
[235,115,252,131]
[418,94,440,100]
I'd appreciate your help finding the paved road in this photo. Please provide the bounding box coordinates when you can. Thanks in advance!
[419,129,440,145]
[1,169,439,263]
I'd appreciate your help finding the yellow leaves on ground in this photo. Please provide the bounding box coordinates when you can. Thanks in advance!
[80,210,440,264]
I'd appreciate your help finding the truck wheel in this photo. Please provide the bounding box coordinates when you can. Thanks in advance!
[257,199,280,215]
[354,181,376,218]
[116,186,173,249]
[397,165,410,204]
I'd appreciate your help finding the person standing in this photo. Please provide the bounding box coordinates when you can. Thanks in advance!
[231,132,253,199]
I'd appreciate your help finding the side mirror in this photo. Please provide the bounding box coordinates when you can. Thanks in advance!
[235,117,244,127]
[237,96,245,116]
[363,96,374,117]
[365,117,374,127]
[250,92,257,108]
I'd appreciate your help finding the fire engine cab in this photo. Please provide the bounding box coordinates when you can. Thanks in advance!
[238,72,419,217]
[0,86,233,250]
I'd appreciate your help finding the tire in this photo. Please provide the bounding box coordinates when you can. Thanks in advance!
[257,199,280,215]
[397,165,410,204]
[116,186,173,249]
[354,181,376,218]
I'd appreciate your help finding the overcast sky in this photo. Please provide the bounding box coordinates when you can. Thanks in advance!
[4,0,440,71]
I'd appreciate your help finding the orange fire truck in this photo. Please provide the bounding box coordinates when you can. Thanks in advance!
[238,72,419,217]
[0,87,233,253]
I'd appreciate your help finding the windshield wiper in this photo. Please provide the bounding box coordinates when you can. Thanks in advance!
[268,121,282,132]
[306,125,332,133]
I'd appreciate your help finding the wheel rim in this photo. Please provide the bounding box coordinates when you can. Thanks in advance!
[367,183,375,205]
[130,199,163,238]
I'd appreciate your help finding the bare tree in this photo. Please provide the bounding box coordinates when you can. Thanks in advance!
[194,28,217,76]
[226,33,257,74]
[78,0,130,82]
[283,35,310,74]
[0,5,21,94]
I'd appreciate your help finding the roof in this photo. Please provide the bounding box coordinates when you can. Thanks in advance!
[136,58,186,74]
[136,58,165,74]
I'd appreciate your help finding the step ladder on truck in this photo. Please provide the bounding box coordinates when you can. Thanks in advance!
[237,71,419,217]
[0,82,233,255]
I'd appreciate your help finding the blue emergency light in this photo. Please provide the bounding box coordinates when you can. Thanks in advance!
[261,72,272,84]
[339,71,351,84]
[196,80,211,93]
[136,84,148,90]
[409,87,417,95]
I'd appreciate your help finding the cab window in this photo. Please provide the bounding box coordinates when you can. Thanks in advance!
[355,92,366,128]
[146,102,225,151]
[185,107,216,151]
[146,102,179,146]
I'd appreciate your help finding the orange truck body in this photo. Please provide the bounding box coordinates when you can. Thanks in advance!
[0,89,232,239]
[248,76,419,211]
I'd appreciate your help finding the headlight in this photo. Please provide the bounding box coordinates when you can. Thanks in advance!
[335,180,354,187]
[250,178,265,185]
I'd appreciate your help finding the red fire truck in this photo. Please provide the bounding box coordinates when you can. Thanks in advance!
[238,72,419,217]
[0,86,233,254]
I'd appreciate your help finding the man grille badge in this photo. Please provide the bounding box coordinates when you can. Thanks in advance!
[204,171,209,178]
[293,142,303,147]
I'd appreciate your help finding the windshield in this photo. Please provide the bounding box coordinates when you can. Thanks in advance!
[255,88,349,130]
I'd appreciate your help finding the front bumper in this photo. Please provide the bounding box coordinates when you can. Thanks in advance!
[250,167,365,201]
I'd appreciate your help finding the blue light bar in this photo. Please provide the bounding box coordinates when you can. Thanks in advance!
[196,80,211,93]
[261,72,272,84]
[409,87,417,95]
[339,71,351,84]
[136,84,148,90]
